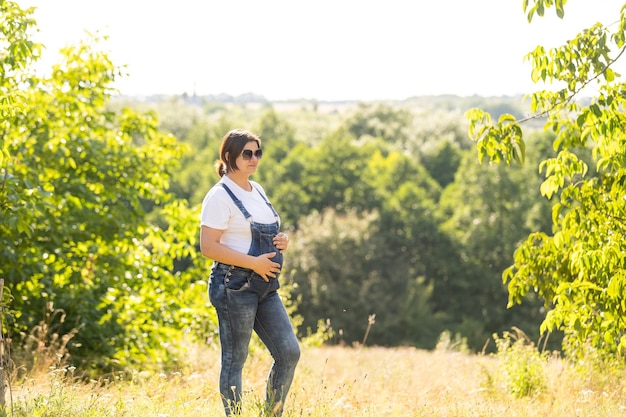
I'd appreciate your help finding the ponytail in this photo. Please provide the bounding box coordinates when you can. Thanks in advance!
[214,160,227,177]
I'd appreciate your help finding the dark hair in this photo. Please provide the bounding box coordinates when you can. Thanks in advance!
[214,129,262,177]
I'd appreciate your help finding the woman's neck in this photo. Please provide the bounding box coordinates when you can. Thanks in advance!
[226,173,252,191]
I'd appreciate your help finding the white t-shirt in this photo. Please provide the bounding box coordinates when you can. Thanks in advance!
[200,176,279,254]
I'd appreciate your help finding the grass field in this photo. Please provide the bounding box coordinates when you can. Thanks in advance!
[7,344,626,416]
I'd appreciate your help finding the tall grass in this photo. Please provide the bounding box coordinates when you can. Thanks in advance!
[5,340,626,417]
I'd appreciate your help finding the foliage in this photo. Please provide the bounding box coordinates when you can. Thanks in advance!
[286,207,444,347]
[1,4,212,373]
[0,1,41,121]
[265,131,379,228]
[438,149,553,348]
[491,328,548,397]
[343,102,414,146]
[420,140,463,188]
[466,1,626,360]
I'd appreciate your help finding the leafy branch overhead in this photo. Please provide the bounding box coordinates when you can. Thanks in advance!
[522,0,567,21]
[467,1,626,360]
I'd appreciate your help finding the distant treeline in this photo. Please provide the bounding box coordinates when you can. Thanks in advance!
[128,94,560,352]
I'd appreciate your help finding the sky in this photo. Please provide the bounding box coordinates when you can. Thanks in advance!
[16,0,626,101]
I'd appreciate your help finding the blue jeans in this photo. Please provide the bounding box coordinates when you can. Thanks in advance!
[209,263,300,416]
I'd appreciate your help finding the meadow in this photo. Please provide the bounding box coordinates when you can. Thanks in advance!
[7,342,626,417]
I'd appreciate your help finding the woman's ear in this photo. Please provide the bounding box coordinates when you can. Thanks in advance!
[223,152,231,172]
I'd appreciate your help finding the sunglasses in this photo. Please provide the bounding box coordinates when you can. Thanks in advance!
[241,149,263,160]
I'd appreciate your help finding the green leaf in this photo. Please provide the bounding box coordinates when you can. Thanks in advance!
[607,276,620,298]
[555,0,565,18]
[605,68,615,82]
[591,103,602,117]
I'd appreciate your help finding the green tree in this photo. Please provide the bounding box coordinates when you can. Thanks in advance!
[0,0,42,251]
[268,131,377,228]
[439,151,551,348]
[1,4,212,372]
[256,108,298,163]
[286,145,451,347]
[286,208,442,347]
[253,108,299,200]
[466,0,626,360]
[344,102,413,147]
[421,140,463,188]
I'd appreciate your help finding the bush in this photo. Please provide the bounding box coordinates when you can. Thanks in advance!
[491,327,547,397]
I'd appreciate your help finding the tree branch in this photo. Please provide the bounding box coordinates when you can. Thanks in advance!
[515,44,626,125]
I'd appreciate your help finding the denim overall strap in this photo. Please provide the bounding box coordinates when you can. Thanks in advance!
[251,184,280,224]
[221,183,278,222]
[220,183,252,220]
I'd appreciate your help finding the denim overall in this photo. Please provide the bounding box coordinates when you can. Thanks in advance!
[209,183,300,417]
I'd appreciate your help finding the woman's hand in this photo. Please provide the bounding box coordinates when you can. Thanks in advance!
[273,232,290,253]
[251,252,281,282]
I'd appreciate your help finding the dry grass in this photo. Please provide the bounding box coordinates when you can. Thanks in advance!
[6,345,626,416]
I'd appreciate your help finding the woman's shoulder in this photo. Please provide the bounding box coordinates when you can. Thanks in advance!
[202,181,230,203]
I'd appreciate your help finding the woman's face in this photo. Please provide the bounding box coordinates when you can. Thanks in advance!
[236,141,262,175]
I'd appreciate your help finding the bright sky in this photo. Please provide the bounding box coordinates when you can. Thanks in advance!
[16,0,626,101]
